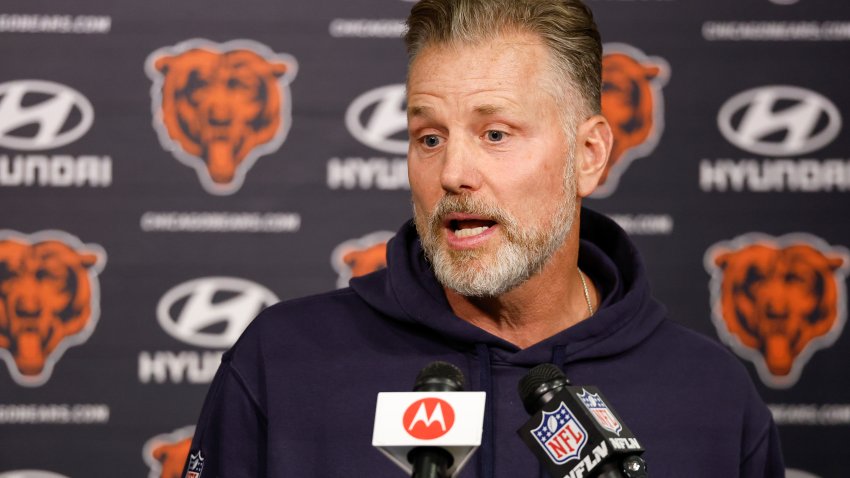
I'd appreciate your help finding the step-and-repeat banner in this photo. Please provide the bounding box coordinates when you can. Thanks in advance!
[0,0,847,476]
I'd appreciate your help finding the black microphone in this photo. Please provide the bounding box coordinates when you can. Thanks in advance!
[517,364,648,478]
[408,361,466,478]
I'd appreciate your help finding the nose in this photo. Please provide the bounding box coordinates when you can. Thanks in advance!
[208,113,231,127]
[11,279,41,319]
[207,103,232,126]
[440,135,483,194]
[759,280,789,321]
[203,85,232,125]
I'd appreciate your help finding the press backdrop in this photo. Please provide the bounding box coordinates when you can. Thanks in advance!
[0,0,848,476]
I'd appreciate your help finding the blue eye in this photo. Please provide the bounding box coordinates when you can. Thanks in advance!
[486,130,504,142]
[422,135,441,148]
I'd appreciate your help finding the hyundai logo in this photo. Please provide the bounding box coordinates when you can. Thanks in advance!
[345,84,408,155]
[718,85,841,157]
[0,80,94,151]
[0,472,71,478]
[156,277,279,348]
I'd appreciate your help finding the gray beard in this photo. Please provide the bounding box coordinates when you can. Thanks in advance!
[414,160,576,298]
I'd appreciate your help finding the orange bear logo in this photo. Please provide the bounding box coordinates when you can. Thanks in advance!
[0,231,106,387]
[146,39,298,195]
[596,43,669,198]
[706,234,849,388]
[143,426,195,478]
[331,231,394,288]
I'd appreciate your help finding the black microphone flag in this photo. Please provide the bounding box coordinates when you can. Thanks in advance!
[517,364,647,478]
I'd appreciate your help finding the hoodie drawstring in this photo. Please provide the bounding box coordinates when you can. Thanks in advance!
[475,343,495,478]
[552,345,567,372]
[473,344,569,478]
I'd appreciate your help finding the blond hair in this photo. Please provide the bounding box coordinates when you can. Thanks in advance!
[404,0,602,123]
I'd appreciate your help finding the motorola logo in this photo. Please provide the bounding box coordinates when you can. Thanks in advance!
[403,397,455,440]
[718,85,841,157]
[156,277,279,348]
[0,80,94,151]
[345,84,408,155]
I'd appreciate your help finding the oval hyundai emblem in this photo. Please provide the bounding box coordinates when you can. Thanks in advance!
[717,85,841,157]
[0,79,95,151]
[345,84,408,155]
[156,276,279,348]
[0,472,71,478]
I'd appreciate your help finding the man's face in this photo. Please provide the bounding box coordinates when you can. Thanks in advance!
[407,32,578,297]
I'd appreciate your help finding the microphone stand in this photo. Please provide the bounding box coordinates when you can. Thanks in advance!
[409,447,453,478]
[408,362,465,478]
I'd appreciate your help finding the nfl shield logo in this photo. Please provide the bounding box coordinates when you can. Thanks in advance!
[531,402,588,464]
[578,389,622,436]
[185,450,205,478]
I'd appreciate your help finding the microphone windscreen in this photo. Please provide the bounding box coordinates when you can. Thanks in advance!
[518,363,569,415]
[414,361,466,392]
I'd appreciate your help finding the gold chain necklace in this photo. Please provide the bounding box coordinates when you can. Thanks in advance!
[578,267,593,316]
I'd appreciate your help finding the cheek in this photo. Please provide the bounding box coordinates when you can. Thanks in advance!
[410,187,436,221]
[408,161,442,209]
[507,154,566,202]
[41,282,70,309]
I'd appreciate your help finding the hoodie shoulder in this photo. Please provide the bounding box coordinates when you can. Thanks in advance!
[652,319,753,379]
[649,319,773,421]
[218,287,389,410]
[223,287,375,362]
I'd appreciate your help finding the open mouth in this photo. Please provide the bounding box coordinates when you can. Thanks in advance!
[446,217,497,238]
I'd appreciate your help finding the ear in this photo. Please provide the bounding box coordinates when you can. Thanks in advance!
[154,55,172,74]
[342,250,357,268]
[151,444,167,462]
[643,64,661,80]
[574,114,613,197]
[270,61,289,78]
[77,251,100,269]
[827,255,845,271]
[713,250,731,269]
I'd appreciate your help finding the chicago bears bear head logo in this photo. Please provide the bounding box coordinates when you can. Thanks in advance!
[706,233,849,388]
[146,39,298,195]
[0,230,106,387]
[331,231,394,288]
[595,43,669,198]
[142,425,195,478]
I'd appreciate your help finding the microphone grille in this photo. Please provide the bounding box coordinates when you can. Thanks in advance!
[518,364,568,412]
[414,361,466,392]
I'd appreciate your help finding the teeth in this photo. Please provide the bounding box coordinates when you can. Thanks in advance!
[454,226,489,238]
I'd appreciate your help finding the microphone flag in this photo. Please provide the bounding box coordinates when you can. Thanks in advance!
[372,391,486,476]
[518,386,644,478]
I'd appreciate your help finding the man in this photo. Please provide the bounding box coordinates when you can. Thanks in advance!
[185,0,784,476]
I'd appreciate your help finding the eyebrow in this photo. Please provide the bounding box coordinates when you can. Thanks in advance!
[408,104,510,118]
[473,104,505,116]
[408,105,432,118]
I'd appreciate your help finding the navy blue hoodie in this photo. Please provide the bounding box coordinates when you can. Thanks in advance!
[186,208,784,477]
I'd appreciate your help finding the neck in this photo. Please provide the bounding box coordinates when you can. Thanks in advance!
[443,229,598,349]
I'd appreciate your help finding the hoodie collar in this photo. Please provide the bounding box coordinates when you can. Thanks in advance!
[350,207,667,366]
